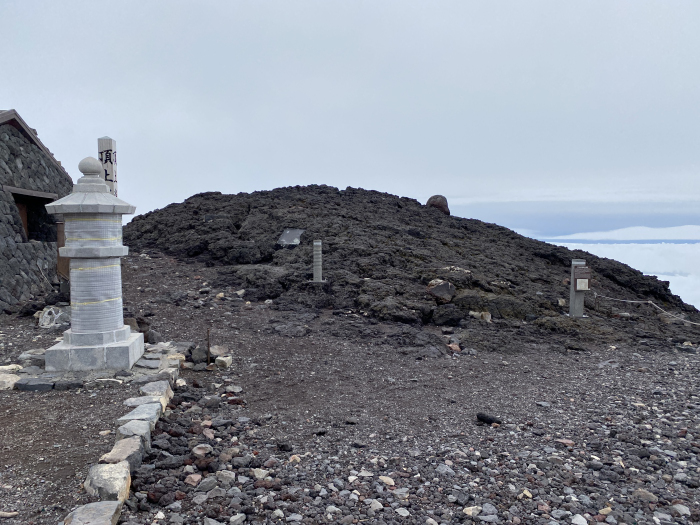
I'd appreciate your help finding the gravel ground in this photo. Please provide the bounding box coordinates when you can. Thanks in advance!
[0,382,142,524]
[0,253,699,525]
[118,321,700,525]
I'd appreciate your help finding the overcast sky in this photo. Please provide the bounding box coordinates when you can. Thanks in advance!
[2,1,699,236]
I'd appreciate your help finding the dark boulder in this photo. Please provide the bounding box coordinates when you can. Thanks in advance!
[427,279,456,304]
[426,195,450,215]
[432,304,464,326]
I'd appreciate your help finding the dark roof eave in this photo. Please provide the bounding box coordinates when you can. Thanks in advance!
[0,109,72,181]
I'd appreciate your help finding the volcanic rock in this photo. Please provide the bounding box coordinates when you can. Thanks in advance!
[123,186,694,328]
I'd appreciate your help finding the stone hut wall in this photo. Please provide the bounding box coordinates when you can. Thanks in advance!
[0,123,73,312]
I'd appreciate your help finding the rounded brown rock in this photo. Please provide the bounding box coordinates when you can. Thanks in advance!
[426,194,450,215]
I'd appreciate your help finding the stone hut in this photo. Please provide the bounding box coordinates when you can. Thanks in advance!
[0,109,73,313]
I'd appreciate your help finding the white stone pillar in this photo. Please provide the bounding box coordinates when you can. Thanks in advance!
[98,136,118,196]
[313,240,323,282]
[44,157,143,371]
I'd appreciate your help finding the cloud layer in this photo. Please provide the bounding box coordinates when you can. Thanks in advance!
[552,225,700,241]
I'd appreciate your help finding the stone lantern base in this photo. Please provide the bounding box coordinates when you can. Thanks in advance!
[45,327,144,372]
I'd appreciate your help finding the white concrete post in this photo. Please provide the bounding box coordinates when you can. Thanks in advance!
[313,240,323,282]
[43,157,143,371]
[98,136,118,196]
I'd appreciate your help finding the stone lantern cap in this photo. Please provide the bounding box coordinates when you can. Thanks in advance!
[46,157,136,215]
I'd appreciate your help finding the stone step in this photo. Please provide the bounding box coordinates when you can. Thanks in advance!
[61,500,122,525]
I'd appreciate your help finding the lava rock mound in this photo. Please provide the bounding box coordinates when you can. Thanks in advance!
[124,185,693,325]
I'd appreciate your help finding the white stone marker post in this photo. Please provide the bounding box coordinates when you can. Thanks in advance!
[569,259,590,318]
[44,157,144,371]
[313,240,324,282]
[98,136,118,196]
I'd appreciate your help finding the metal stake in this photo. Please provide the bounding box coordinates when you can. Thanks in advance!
[206,327,211,365]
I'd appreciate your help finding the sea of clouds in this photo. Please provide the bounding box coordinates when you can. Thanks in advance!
[539,226,700,309]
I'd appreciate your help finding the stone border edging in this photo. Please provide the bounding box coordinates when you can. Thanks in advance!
[62,367,180,524]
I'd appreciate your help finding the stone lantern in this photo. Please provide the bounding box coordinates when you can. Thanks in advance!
[44,157,144,371]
